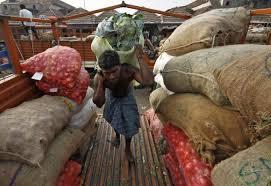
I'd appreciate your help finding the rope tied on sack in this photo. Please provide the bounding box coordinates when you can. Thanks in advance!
[162,69,217,87]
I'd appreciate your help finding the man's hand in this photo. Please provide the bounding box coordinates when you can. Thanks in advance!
[134,44,144,60]
[96,72,105,85]
[93,72,105,108]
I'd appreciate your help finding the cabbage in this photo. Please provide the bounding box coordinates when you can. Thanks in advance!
[95,13,144,51]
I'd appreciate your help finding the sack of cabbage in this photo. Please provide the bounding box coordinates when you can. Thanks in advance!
[91,13,144,68]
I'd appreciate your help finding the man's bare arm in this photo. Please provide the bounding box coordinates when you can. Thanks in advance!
[92,73,105,108]
[133,45,154,86]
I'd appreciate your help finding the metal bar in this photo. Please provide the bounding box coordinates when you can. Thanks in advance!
[126,4,191,19]
[1,19,21,74]
[251,8,271,16]
[60,4,123,21]
[9,16,52,23]
[51,22,60,41]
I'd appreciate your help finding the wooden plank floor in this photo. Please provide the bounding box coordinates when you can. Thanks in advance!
[83,115,171,186]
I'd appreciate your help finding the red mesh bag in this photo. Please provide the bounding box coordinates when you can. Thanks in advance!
[163,124,213,186]
[36,68,89,104]
[21,46,82,89]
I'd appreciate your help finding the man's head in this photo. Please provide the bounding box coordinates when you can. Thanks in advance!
[98,50,121,84]
[20,4,26,9]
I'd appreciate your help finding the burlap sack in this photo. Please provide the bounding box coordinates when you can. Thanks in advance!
[162,44,271,106]
[245,32,268,44]
[149,87,169,111]
[156,94,251,165]
[212,136,271,186]
[80,113,98,160]
[0,128,85,186]
[215,50,271,141]
[0,95,72,166]
[161,7,250,56]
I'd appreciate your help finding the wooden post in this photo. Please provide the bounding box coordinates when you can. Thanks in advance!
[80,28,83,41]
[1,18,21,74]
[267,31,271,45]
[251,8,271,16]
[51,22,60,41]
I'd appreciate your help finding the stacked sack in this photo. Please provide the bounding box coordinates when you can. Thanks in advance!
[0,87,97,186]
[149,7,271,186]
[21,46,89,104]
[0,47,98,185]
[245,26,271,44]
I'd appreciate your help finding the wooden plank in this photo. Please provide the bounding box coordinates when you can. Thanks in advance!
[104,127,115,186]
[140,116,159,186]
[0,85,39,112]
[143,116,171,186]
[137,129,150,185]
[84,116,170,186]
[126,3,191,19]
[107,128,119,186]
[111,133,121,186]
[0,77,34,103]
[86,117,104,185]
[90,119,107,185]
[9,16,52,23]
[0,75,41,113]
[251,8,271,16]
[130,140,137,186]
[134,132,145,186]
[120,135,130,186]
[61,4,123,21]
[95,123,110,186]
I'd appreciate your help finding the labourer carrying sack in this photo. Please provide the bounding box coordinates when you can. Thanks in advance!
[93,44,154,162]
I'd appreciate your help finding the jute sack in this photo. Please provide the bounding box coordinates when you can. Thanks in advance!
[162,44,271,106]
[211,136,271,186]
[149,87,169,111]
[80,113,98,160]
[245,32,268,44]
[156,94,251,165]
[214,50,271,141]
[160,7,251,56]
[0,95,72,166]
[0,128,85,186]
[91,35,144,69]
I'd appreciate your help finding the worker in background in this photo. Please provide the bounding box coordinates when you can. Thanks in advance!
[19,4,39,40]
[93,45,154,163]
[143,32,158,60]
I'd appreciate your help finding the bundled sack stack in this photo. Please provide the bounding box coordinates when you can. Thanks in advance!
[148,6,271,186]
[0,87,98,186]
[0,47,98,185]
[151,46,271,185]
[91,13,144,68]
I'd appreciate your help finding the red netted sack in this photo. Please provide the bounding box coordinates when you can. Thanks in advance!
[163,153,186,186]
[21,46,82,89]
[163,124,213,186]
[36,68,90,104]
[144,109,164,143]
[56,160,81,186]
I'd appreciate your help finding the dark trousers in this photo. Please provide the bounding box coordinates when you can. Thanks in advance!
[115,129,132,143]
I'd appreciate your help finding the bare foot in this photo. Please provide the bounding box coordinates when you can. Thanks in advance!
[125,148,135,163]
[107,137,120,148]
